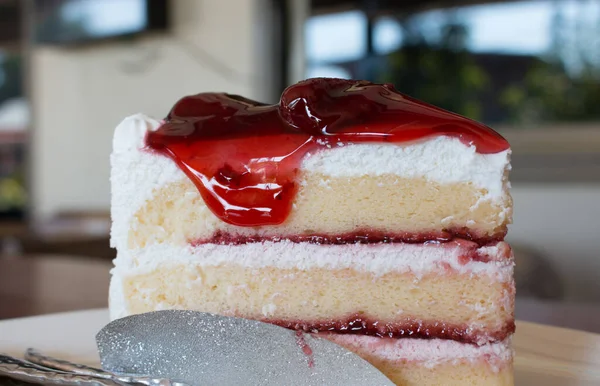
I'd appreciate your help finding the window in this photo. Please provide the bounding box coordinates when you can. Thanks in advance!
[373,16,403,55]
[305,10,367,65]
[305,0,600,127]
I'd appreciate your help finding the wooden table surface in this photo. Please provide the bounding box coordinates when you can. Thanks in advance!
[514,321,600,385]
[0,255,111,319]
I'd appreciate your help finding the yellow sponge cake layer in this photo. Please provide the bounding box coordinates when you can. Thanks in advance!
[128,172,511,249]
[109,241,514,344]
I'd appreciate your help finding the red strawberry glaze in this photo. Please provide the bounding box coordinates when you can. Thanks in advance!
[146,78,509,227]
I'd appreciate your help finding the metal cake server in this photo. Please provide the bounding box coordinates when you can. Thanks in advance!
[96,310,394,386]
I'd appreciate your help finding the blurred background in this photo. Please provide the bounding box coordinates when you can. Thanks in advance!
[0,0,598,330]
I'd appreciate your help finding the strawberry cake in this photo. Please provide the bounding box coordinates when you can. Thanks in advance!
[109,78,514,385]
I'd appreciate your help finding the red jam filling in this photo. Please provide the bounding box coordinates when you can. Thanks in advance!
[146,78,508,227]
[197,229,506,247]
[276,316,515,344]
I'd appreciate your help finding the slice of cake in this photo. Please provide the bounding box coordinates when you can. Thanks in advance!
[110,78,514,385]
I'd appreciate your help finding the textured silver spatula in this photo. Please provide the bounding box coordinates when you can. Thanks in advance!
[96,310,394,386]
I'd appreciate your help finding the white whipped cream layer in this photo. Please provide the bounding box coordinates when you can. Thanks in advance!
[302,136,511,198]
[325,334,513,372]
[113,240,514,279]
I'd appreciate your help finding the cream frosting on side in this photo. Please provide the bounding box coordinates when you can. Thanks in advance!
[108,269,128,320]
[324,334,513,372]
[110,114,181,252]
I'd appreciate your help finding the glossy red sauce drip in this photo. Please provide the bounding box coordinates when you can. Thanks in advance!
[146,78,509,227]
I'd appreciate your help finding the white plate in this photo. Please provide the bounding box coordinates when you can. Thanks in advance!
[0,309,107,365]
[1,309,600,385]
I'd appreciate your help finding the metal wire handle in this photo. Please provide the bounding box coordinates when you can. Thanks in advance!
[0,351,190,386]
